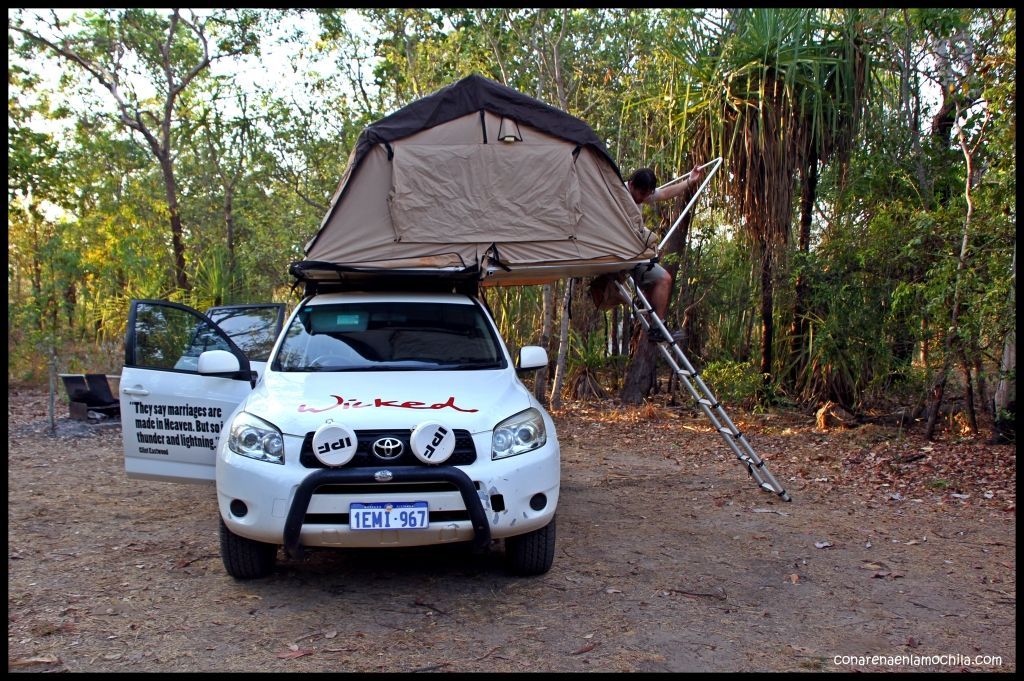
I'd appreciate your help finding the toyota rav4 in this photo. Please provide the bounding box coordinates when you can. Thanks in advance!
[120,290,559,579]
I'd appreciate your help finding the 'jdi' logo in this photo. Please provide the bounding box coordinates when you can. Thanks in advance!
[317,436,351,455]
[422,427,449,459]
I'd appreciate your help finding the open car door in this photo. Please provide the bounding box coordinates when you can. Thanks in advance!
[120,300,272,484]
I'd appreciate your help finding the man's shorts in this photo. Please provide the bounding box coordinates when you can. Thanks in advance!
[632,262,668,287]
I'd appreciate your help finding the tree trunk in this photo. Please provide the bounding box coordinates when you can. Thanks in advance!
[610,307,619,357]
[620,327,657,405]
[788,150,817,389]
[961,355,978,435]
[903,10,933,209]
[224,186,236,294]
[47,346,58,436]
[533,283,555,405]
[759,244,775,393]
[925,102,978,438]
[549,279,573,409]
[159,154,190,292]
[972,352,988,412]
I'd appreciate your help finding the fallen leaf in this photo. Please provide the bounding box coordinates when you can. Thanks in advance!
[571,643,597,655]
[276,648,316,660]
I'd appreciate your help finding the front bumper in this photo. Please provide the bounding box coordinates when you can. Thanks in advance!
[282,465,489,558]
[216,430,560,550]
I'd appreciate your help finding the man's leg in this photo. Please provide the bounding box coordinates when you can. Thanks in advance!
[644,265,671,319]
[636,264,673,343]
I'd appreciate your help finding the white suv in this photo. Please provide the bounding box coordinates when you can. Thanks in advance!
[120,291,559,579]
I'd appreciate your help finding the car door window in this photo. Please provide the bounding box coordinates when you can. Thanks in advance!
[129,301,235,373]
[206,305,285,362]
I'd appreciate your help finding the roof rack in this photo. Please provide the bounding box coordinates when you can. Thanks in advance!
[289,261,481,297]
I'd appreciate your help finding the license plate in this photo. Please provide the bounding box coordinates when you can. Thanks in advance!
[349,501,429,530]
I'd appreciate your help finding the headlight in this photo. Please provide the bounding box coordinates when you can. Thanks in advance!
[491,408,547,460]
[227,411,285,464]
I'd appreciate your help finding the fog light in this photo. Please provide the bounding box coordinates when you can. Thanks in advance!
[230,499,248,518]
[529,493,547,511]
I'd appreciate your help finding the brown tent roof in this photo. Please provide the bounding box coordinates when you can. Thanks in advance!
[295,74,656,288]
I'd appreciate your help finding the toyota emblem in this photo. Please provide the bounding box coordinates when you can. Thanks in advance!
[372,437,404,460]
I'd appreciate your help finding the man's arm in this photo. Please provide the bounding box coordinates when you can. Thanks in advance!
[649,164,704,203]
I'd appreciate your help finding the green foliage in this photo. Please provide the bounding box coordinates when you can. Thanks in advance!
[566,328,609,401]
[486,285,545,352]
[701,360,765,407]
[5,7,1016,432]
[567,328,606,374]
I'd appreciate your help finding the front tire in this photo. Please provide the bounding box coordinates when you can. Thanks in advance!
[504,516,556,576]
[219,517,277,579]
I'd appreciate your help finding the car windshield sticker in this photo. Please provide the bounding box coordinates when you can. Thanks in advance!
[298,395,478,414]
[129,401,225,453]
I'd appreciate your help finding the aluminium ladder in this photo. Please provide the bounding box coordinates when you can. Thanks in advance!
[613,272,792,502]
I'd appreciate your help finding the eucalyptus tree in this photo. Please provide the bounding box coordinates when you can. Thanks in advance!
[9,8,262,293]
[912,8,1016,439]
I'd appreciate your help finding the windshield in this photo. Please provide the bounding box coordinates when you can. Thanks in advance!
[273,300,506,372]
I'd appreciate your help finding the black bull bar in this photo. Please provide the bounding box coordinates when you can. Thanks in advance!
[282,466,491,558]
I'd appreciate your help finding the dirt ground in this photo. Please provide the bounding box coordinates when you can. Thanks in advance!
[8,386,1016,673]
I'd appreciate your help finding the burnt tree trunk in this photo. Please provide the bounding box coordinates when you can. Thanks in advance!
[788,149,817,389]
[759,244,775,394]
[621,330,658,404]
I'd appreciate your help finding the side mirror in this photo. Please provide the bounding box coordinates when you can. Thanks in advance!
[197,349,242,376]
[517,346,548,371]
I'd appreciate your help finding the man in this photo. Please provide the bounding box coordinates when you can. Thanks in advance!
[590,163,705,336]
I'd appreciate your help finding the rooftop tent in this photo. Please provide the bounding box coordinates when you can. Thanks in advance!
[292,74,656,289]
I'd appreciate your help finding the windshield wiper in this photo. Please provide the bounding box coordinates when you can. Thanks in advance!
[428,360,503,370]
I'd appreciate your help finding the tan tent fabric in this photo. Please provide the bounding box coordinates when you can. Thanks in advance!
[389,143,582,243]
[298,75,657,287]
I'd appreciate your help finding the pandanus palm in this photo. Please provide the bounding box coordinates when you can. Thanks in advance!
[670,8,868,395]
